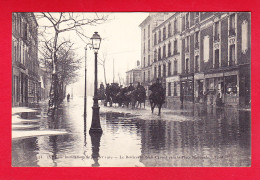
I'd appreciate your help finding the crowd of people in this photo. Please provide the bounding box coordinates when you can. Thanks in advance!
[97,78,165,111]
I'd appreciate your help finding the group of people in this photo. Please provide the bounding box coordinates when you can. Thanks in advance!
[98,82,146,99]
[97,78,165,112]
[96,82,147,108]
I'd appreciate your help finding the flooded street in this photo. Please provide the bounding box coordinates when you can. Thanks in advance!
[12,97,251,167]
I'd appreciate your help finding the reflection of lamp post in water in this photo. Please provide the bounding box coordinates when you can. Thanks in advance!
[90,132,102,167]
[89,32,102,134]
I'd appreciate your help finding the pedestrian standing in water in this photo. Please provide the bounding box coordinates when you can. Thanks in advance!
[67,93,70,102]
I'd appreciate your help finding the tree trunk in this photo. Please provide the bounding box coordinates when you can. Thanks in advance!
[48,32,59,116]
[103,64,107,86]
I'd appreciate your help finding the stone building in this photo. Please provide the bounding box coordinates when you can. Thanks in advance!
[126,68,142,87]
[140,12,251,107]
[12,12,39,106]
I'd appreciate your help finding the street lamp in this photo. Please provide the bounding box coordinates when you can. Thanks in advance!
[89,32,102,134]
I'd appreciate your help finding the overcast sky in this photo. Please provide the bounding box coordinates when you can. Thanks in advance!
[65,13,148,96]
[37,12,149,96]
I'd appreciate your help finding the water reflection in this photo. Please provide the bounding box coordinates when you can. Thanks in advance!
[12,137,39,167]
[90,133,102,167]
[12,98,250,167]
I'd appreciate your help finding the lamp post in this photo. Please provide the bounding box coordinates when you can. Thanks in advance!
[84,46,87,127]
[84,44,92,128]
[89,32,102,134]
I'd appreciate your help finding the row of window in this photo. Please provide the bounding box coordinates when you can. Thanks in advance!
[12,13,29,40]
[153,39,179,62]
[154,18,180,45]
[143,60,178,82]
[12,38,37,72]
[143,24,151,40]
[152,13,236,47]
[184,44,235,73]
[153,12,199,46]
[144,41,236,81]
[145,15,242,70]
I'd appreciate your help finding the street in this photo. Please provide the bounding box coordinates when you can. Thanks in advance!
[12,97,250,167]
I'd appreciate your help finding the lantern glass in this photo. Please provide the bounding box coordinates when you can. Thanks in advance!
[91,32,101,51]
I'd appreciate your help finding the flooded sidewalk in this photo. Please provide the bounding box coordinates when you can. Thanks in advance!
[12,102,68,140]
[12,97,251,167]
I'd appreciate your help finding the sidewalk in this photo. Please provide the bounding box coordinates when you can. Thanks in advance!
[12,101,67,140]
[163,100,251,112]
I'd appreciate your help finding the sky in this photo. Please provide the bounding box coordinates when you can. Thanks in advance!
[37,12,149,96]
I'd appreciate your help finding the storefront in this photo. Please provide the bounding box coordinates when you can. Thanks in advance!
[166,76,180,107]
[180,74,194,102]
[223,71,239,106]
[238,64,250,107]
[194,73,204,103]
[204,69,239,106]
[12,67,20,106]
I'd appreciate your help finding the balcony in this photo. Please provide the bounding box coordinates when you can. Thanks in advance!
[214,34,220,42]
[229,29,236,37]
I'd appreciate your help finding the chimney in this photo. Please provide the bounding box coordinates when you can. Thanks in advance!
[137,60,140,67]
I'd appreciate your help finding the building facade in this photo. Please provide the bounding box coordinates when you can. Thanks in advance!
[12,12,40,106]
[125,68,142,87]
[140,12,251,107]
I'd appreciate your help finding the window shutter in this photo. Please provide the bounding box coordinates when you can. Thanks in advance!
[203,36,209,62]
[242,20,248,54]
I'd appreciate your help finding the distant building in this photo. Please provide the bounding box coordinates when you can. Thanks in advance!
[12,13,39,106]
[140,12,251,107]
[125,62,142,87]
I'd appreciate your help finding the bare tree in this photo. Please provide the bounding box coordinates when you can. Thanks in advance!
[98,52,108,86]
[36,12,108,115]
[39,40,81,104]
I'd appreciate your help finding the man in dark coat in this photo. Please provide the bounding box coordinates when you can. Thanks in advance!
[128,83,135,92]
[149,78,163,92]
[149,78,165,103]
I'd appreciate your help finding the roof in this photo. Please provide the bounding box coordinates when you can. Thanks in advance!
[139,15,151,28]
[125,67,142,73]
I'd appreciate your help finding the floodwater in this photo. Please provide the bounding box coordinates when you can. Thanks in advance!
[12,96,251,167]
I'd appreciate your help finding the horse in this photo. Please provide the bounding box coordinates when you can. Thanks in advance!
[108,83,121,107]
[149,87,166,116]
[124,90,138,109]
[136,87,146,109]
